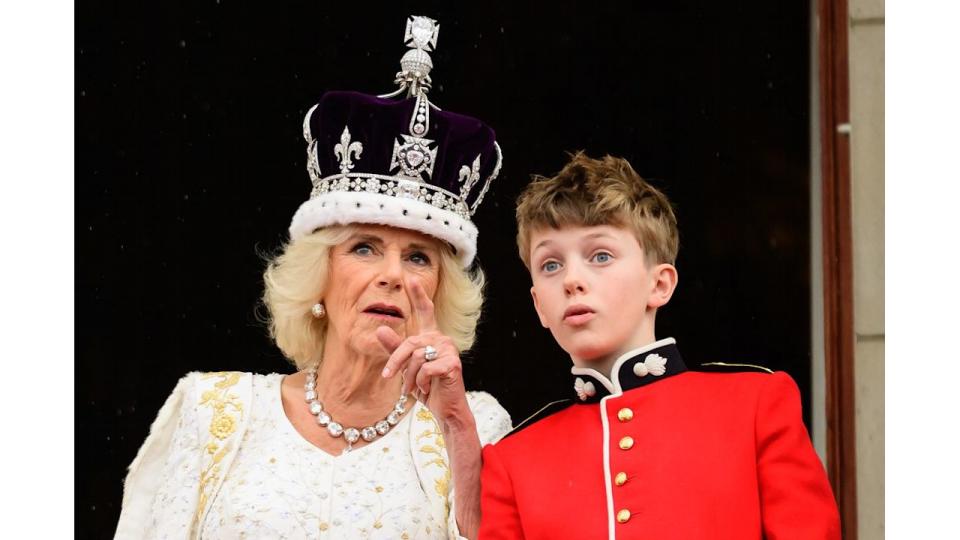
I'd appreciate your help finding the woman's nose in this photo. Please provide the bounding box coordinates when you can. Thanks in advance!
[377,251,404,289]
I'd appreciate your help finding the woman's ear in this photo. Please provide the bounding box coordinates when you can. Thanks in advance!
[647,263,678,309]
[530,286,550,328]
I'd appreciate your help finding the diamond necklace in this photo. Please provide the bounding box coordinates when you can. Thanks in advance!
[304,364,409,453]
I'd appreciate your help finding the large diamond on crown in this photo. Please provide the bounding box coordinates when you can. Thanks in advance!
[390,134,438,180]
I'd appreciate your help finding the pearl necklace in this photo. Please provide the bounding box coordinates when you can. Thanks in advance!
[304,365,409,453]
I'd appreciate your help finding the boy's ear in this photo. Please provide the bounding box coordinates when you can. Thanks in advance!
[530,286,550,328]
[647,263,679,309]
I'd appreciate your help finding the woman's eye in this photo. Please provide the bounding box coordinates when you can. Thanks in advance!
[541,261,561,273]
[408,251,431,266]
[351,243,374,256]
[592,252,612,263]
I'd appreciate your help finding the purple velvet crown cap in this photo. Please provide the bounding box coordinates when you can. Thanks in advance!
[308,91,500,202]
[289,89,503,267]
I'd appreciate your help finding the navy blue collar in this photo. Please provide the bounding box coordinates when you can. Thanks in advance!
[570,338,687,404]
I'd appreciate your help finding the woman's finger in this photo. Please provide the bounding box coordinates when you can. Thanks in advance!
[416,356,459,397]
[414,340,460,397]
[402,345,429,396]
[380,334,426,378]
[405,277,438,333]
[375,325,403,354]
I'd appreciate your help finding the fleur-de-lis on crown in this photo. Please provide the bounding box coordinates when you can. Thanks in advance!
[458,155,482,200]
[334,126,363,174]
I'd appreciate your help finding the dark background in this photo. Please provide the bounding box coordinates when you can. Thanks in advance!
[78,1,810,535]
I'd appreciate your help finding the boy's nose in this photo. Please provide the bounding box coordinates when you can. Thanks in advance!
[563,267,588,296]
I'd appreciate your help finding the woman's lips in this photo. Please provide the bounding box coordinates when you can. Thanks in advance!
[362,302,405,321]
[363,312,404,323]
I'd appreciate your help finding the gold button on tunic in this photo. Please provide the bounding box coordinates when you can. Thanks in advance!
[614,472,628,486]
[617,408,634,422]
[617,509,631,523]
[619,436,634,450]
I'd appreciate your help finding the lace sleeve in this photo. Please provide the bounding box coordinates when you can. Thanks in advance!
[466,391,512,446]
[115,373,204,540]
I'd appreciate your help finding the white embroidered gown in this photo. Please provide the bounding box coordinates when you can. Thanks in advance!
[115,373,512,540]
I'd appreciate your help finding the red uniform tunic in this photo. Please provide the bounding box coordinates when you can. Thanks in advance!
[479,338,840,539]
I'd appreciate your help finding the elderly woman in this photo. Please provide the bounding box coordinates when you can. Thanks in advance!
[115,16,510,539]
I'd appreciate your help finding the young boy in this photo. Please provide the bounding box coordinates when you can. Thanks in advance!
[478,153,840,539]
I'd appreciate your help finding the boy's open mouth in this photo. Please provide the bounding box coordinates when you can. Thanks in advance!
[563,305,596,325]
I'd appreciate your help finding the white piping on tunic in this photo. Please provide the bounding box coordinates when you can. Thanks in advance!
[600,393,615,540]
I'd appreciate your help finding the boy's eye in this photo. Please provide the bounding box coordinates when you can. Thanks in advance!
[591,252,613,264]
[408,251,431,266]
[541,260,561,273]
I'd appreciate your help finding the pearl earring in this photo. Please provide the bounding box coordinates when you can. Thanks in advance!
[311,302,326,319]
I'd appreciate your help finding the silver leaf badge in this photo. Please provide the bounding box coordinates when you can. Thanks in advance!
[633,353,668,378]
[574,377,597,401]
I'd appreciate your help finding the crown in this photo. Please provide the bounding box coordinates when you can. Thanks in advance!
[290,15,502,267]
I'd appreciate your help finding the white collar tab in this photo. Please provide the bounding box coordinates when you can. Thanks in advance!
[570,338,686,402]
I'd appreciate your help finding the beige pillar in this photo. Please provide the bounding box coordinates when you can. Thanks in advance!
[848,0,885,537]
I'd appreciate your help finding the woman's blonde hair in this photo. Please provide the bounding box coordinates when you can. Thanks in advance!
[262,225,485,369]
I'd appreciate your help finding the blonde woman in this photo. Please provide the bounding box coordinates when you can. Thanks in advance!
[116,16,510,539]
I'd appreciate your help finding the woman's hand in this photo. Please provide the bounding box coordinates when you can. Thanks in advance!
[376,278,470,424]
[378,277,484,538]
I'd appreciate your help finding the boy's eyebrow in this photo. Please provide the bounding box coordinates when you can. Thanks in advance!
[532,239,555,252]
[533,232,618,252]
[581,232,617,242]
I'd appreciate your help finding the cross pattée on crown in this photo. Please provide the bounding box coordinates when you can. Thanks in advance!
[405,16,439,51]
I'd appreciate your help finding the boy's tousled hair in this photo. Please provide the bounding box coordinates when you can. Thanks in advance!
[516,151,679,268]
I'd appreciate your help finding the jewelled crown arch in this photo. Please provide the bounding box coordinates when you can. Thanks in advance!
[470,141,503,216]
[303,103,321,184]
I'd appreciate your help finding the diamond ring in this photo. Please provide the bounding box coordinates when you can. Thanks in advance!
[424,345,439,361]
